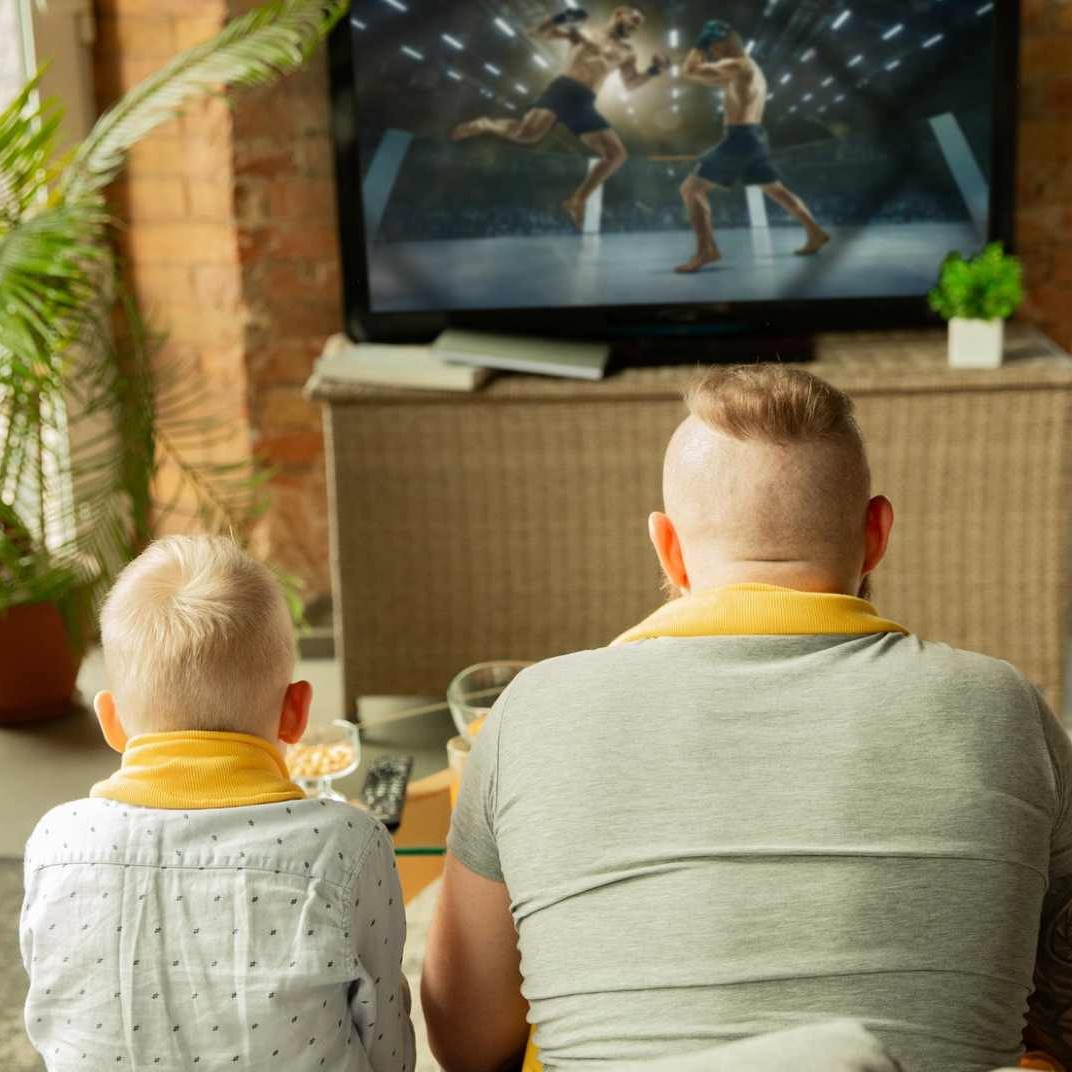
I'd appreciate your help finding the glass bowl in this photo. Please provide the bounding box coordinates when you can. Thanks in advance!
[286,719,361,801]
[447,661,531,741]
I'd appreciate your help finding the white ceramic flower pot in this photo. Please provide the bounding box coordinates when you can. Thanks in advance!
[948,317,1005,370]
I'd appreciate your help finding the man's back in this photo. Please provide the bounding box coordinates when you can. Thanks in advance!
[451,632,1071,1071]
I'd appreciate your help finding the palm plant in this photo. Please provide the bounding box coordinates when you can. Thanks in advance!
[0,0,346,709]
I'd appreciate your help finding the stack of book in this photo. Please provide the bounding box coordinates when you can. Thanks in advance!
[312,331,610,391]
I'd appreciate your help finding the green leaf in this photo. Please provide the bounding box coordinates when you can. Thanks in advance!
[928,242,1024,322]
[1,0,344,629]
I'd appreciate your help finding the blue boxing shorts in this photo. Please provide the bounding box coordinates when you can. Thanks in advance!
[696,124,780,187]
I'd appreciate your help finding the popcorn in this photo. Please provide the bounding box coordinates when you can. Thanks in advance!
[286,741,357,780]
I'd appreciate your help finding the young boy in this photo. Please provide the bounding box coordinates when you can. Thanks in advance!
[20,536,414,1071]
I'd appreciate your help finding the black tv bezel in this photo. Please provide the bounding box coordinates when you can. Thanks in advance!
[327,0,1021,346]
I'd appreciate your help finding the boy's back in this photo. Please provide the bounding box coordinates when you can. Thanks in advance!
[22,795,410,1070]
[20,536,413,1071]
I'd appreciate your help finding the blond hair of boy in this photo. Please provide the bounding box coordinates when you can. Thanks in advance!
[95,534,311,751]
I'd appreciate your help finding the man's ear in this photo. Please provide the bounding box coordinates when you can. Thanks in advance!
[648,511,690,593]
[862,495,894,576]
[94,691,127,754]
[278,681,313,745]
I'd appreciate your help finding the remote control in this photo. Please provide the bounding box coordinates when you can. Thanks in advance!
[360,755,413,832]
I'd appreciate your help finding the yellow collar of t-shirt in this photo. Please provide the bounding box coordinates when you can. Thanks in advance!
[90,731,306,810]
[613,583,909,645]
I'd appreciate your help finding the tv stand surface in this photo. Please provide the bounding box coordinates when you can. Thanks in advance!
[308,323,1072,716]
[610,332,820,367]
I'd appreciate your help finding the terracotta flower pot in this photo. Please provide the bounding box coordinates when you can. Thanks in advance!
[0,601,84,724]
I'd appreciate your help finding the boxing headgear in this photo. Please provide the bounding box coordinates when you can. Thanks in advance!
[697,19,733,52]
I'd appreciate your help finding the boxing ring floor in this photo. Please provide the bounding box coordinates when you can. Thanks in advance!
[367,222,981,312]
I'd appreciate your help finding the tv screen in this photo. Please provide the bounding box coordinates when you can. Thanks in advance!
[332,1,1016,332]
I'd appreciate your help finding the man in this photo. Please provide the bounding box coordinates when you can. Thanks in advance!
[451,6,669,231]
[422,362,1072,1072]
[676,20,829,273]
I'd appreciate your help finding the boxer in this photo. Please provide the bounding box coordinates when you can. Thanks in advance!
[451,6,669,231]
[676,18,830,273]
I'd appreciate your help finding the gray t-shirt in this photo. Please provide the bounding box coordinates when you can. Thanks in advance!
[448,633,1072,1072]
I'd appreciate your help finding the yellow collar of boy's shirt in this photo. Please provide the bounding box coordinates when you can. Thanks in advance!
[612,583,909,646]
[90,731,306,810]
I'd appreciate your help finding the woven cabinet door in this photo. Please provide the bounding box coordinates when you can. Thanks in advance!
[327,398,683,703]
[857,385,1072,708]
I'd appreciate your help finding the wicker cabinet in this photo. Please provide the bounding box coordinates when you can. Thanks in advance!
[308,326,1072,716]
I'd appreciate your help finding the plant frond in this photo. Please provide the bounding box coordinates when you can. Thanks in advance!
[63,0,347,200]
[0,73,67,230]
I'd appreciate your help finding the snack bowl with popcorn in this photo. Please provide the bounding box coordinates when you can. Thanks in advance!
[286,719,360,801]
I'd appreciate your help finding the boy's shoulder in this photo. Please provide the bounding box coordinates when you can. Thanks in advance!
[25,797,392,887]
[24,798,112,862]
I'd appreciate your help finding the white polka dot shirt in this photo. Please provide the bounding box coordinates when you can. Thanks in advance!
[20,797,415,1071]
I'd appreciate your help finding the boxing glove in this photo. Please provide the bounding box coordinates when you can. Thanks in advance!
[552,7,589,25]
[646,53,671,77]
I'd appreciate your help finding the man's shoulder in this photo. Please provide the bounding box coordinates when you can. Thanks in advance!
[509,643,638,690]
[510,634,1044,713]
[912,638,1039,696]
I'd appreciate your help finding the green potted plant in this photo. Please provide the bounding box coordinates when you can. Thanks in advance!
[0,0,343,722]
[929,242,1025,370]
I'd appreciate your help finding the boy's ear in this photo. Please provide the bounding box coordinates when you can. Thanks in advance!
[94,691,128,754]
[278,681,313,745]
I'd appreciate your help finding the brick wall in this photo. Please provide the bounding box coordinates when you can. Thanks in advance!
[94,1,1072,603]
[1018,0,1072,352]
[228,0,340,598]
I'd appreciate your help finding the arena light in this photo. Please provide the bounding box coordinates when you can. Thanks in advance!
[800,48,816,62]
[672,87,681,100]
[884,59,900,71]
[977,2,994,12]
[380,0,407,10]
[882,24,903,40]
[803,92,813,101]
[789,104,799,113]
[821,76,834,87]
[446,69,462,81]
[672,64,680,77]
[922,33,944,48]
[669,29,680,48]
[514,82,528,94]
[484,62,501,76]
[533,55,550,69]
[504,101,517,110]
[847,53,864,67]
[819,104,828,112]
[834,93,846,101]
[494,17,516,38]
[746,39,756,54]
[352,18,366,30]
[441,34,463,51]
[831,10,852,31]
[400,45,423,60]
[779,72,792,84]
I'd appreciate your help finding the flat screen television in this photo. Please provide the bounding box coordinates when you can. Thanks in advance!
[328,0,1019,350]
